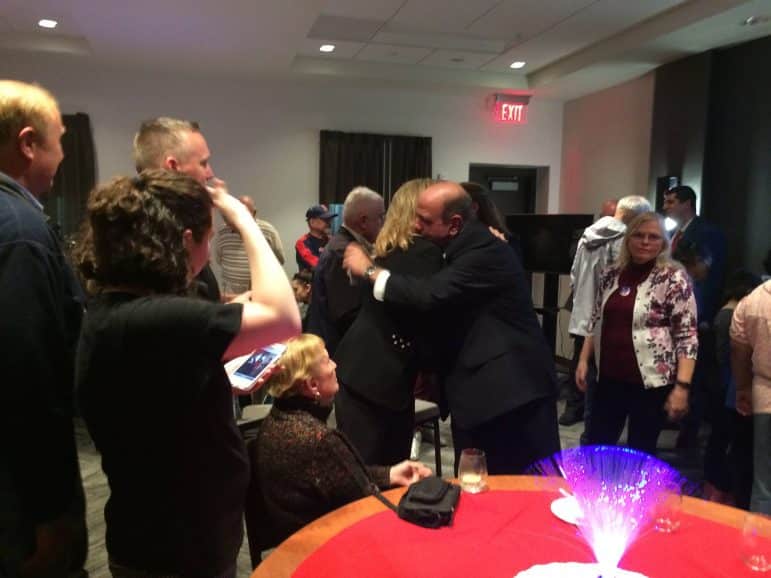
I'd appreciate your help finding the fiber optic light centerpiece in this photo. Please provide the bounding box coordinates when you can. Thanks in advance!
[518,446,686,578]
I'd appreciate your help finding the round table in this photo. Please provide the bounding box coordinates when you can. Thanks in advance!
[251,476,750,578]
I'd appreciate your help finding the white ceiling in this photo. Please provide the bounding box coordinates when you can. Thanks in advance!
[1,0,770,100]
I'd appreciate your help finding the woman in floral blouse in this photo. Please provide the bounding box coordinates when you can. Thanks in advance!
[576,212,698,454]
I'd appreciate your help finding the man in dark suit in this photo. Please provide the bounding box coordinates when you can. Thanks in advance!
[306,186,384,356]
[344,181,560,474]
[664,185,726,448]
[664,185,726,323]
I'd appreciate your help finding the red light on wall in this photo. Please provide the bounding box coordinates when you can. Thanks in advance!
[495,102,527,124]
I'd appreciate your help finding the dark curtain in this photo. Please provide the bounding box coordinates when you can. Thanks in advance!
[319,130,432,205]
[388,135,432,204]
[45,113,96,241]
[319,131,384,205]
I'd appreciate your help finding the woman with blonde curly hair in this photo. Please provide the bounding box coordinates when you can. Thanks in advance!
[334,178,444,465]
[74,170,299,578]
[253,334,431,545]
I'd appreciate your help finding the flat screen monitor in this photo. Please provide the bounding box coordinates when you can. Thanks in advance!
[505,214,594,274]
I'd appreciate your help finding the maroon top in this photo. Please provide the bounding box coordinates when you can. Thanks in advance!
[600,260,656,384]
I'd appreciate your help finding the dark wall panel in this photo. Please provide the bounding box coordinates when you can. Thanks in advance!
[703,35,771,273]
[648,52,712,209]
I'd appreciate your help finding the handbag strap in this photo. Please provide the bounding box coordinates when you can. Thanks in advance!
[369,483,399,513]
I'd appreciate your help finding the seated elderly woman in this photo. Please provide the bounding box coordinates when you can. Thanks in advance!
[576,211,698,455]
[253,334,431,545]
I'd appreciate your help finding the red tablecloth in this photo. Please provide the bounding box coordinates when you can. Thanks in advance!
[292,490,751,578]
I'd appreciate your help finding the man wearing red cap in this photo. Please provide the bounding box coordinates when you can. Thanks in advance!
[295,204,334,271]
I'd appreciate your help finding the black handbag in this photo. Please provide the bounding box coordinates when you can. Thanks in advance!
[373,476,460,529]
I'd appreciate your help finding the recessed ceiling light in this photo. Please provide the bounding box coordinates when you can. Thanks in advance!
[319,44,335,53]
[38,18,58,29]
[510,61,526,69]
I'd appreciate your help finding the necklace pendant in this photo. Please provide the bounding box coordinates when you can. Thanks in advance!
[619,286,632,297]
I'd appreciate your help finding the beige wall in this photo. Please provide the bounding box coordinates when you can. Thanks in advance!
[559,72,655,216]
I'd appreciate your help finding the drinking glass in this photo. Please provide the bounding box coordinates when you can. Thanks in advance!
[458,448,487,493]
[742,513,771,572]
[653,486,682,533]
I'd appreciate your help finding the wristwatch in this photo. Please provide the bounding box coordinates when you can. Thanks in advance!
[364,265,377,281]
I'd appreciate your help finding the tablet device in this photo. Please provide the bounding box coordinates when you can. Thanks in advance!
[226,343,286,394]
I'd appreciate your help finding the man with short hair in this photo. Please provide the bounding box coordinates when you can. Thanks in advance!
[560,195,652,428]
[0,80,87,576]
[345,181,560,474]
[216,195,285,296]
[295,204,334,271]
[664,185,726,448]
[133,117,222,300]
[663,185,725,323]
[307,187,384,355]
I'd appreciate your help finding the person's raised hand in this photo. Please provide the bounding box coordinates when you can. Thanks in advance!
[206,178,251,228]
[343,243,373,278]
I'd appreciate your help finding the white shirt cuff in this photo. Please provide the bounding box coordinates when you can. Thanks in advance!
[373,269,390,301]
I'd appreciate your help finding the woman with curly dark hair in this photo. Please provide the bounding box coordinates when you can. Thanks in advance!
[74,169,300,578]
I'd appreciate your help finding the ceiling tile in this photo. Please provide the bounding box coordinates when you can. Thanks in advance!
[308,14,384,42]
[468,0,595,44]
[420,49,496,70]
[389,0,501,35]
[321,0,404,21]
[354,43,433,65]
[373,28,504,53]
[482,0,687,72]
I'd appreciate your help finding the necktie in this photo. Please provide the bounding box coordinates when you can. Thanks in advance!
[671,230,683,255]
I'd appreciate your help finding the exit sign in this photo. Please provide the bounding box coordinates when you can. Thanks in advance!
[495,101,527,124]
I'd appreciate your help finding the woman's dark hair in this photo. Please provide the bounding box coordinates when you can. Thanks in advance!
[75,169,212,294]
[722,269,761,305]
[293,269,313,285]
[460,182,510,236]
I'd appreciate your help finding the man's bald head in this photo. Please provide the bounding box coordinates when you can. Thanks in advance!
[600,198,618,218]
[415,181,473,247]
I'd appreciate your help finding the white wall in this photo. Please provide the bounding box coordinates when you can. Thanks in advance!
[554,72,656,360]
[560,72,655,214]
[2,53,564,275]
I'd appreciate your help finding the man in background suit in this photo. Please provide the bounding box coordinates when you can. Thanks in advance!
[664,185,726,448]
[344,181,560,474]
[306,186,384,356]
[664,185,726,323]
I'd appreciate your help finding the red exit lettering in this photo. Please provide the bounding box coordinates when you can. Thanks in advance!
[495,102,527,124]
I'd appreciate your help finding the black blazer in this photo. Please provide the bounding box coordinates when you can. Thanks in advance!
[384,220,557,429]
[306,227,367,355]
[335,237,443,411]
[676,216,725,323]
